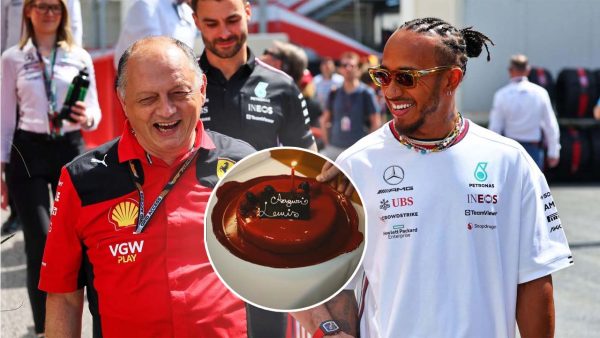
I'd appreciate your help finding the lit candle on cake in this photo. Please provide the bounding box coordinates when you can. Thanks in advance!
[291,160,298,190]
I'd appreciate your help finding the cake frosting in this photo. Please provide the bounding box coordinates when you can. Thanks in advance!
[212,174,363,268]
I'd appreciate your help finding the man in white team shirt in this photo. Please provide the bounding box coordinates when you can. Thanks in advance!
[292,17,572,338]
[488,54,560,169]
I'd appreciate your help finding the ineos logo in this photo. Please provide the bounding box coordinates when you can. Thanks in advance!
[383,165,404,185]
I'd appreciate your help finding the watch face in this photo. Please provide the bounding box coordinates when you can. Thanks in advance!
[322,320,340,333]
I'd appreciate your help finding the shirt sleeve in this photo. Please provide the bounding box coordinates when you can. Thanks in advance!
[278,83,315,148]
[487,91,504,135]
[539,90,560,158]
[67,0,83,46]
[517,155,573,284]
[39,167,84,293]
[80,49,102,130]
[1,50,18,163]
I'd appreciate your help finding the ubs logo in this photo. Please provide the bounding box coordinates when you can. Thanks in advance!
[383,165,404,185]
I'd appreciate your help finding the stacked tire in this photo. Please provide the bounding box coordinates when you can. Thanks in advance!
[528,67,556,105]
[542,68,600,181]
[556,68,598,118]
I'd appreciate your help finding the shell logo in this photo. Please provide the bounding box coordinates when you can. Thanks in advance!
[109,199,139,231]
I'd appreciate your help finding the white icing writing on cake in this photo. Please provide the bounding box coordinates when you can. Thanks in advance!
[258,193,308,219]
[271,194,308,207]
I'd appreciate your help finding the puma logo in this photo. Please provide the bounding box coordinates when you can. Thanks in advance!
[91,154,108,167]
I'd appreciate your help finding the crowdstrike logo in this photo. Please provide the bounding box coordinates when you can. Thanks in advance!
[383,165,404,185]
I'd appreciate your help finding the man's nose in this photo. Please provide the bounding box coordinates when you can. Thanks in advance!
[218,25,232,40]
[384,82,404,99]
[157,97,177,117]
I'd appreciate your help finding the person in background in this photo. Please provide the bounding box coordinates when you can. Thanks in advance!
[2,0,82,51]
[192,0,315,153]
[112,0,196,69]
[593,97,600,120]
[1,0,81,236]
[320,51,381,160]
[488,54,560,170]
[313,56,343,110]
[261,41,324,149]
[1,0,101,335]
[292,17,572,338]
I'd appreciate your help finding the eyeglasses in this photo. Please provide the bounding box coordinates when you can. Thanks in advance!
[32,3,63,15]
[340,62,357,69]
[368,65,456,88]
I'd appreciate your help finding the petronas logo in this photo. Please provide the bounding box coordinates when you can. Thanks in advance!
[474,162,488,182]
[109,199,139,230]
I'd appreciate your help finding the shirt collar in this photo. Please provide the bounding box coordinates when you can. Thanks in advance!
[199,47,256,79]
[510,76,529,83]
[118,120,215,165]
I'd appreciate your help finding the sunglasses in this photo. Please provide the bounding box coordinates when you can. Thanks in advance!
[368,65,456,88]
[32,3,63,15]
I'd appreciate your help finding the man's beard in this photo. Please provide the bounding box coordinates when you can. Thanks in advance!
[393,80,442,137]
[203,32,247,59]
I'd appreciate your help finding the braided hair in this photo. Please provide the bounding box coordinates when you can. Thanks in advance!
[399,17,494,76]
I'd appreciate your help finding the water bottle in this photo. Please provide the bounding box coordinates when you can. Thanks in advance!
[58,68,90,122]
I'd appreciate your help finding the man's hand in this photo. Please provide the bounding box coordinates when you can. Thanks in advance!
[317,161,354,197]
[1,163,8,210]
[547,157,559,168]
[69,101,91,127]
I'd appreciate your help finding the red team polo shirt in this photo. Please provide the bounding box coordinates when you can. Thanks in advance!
[40,122,254,337]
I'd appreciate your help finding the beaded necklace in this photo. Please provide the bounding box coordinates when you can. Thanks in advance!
[391,112,465,154]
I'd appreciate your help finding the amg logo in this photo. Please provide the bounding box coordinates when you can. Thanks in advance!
[467,194,498,204]
[248,104,273,114]
[547,212,559,223]
[550,224,563,233]
[109,240,144,257]
[377,186,414,194]
[544,201,555,210]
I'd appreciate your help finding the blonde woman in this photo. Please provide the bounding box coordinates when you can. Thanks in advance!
[0,0,100,334]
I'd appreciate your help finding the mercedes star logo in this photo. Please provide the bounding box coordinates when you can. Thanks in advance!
[383,165,404,185]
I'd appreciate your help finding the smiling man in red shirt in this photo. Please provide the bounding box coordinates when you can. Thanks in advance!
[39,36,254,337]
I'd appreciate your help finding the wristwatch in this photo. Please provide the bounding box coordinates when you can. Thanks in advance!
[312,320,341,337]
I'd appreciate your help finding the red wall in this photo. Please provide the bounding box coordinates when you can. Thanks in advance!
[81,54,126,149]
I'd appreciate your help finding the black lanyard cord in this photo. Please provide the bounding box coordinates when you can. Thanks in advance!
[128,149,199,234]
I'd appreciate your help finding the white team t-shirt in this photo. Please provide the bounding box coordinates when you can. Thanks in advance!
[339,120,572,338]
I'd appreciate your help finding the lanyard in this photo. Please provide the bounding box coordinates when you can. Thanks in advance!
[37,46,60,135]
[128,149,199,234]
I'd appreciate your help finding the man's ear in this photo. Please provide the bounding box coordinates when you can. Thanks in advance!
[200,73,207,97]
[117,91,127,117]
[245,1,252,19]
[446,68,464,92]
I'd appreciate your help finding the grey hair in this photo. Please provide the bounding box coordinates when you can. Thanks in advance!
[115,36,203,98]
